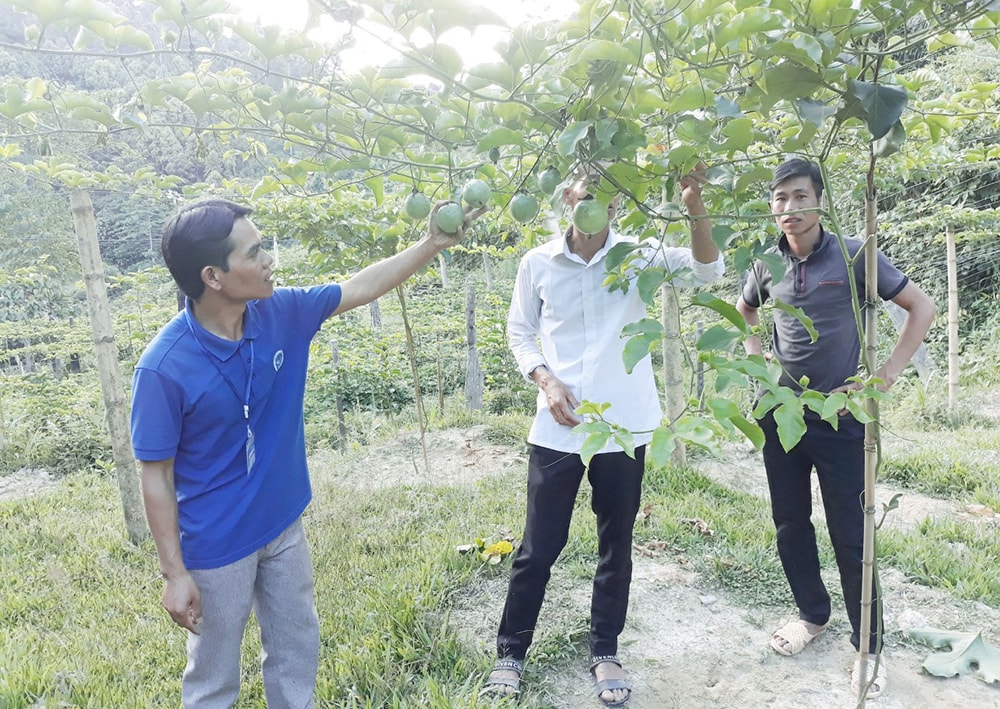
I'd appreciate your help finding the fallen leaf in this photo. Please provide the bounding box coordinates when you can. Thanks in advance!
[680,517,715,536]
[910,627,1000,684]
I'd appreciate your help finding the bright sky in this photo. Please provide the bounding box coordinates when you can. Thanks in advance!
[230,0,577,74]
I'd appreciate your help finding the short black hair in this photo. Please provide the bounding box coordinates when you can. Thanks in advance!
[161,198,252,300]
[770,158,824,200]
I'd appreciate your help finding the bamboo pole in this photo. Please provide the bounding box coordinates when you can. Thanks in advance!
[857,164,882,703]
[464,282,484,411]
[329,339,348,451]
[946,225,959,409]
[396,285,429,471]
[70,190,148,543]
[660,283,686,465]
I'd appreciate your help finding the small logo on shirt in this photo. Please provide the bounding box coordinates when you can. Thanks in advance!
[273,350,284,371]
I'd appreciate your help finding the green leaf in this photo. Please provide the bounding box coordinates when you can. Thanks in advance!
[613,428,636,458]
[757,253,787,284]
[465,62,516,91]
[648,426,677,468]
[736,165,774,193]
[820,392,848,421]
[873,119,906,157]
[796,98,838,128]
[772,299,818,342]
[476,127,523,151]
[674,415,721,454]
[848,80,909,140]
[576,401,612,417]
[731,414,765,449]
[557,121,593,157]
[579,431,612,467]
[571,39,639,65]
[691,292,751,333]
[715,96,743,119]
[636,267,665,304]
[773,400,806,452]
[113,25,154,51]
[621,319,662,373]
[760,63,824,100]
[364,176,384,206]
[718,117,754,152]
[696,324,743,352]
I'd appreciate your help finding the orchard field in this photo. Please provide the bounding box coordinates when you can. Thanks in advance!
[2,0,1000,706]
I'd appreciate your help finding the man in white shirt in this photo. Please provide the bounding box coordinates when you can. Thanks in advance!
[482,167,724,706]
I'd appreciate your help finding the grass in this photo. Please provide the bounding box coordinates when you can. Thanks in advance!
[1,407,999,707]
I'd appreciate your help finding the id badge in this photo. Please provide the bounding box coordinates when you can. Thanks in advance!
[246,425,256,474]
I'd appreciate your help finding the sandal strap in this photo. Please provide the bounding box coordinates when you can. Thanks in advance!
[493,657,523,673]
[589,654,622,671]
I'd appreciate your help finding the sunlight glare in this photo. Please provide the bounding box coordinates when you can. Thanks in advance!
[229,0,578,73]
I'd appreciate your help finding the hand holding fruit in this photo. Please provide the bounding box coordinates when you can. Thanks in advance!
[679,161,708,215]
[428,200,488,247]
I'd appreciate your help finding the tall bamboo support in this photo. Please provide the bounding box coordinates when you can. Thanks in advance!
[70,190,147,543]
[946,225,959,408]
[857,170,882,702]
[660,283,686,465]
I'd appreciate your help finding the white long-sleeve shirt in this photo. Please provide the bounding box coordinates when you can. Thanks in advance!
[508,228,724,454]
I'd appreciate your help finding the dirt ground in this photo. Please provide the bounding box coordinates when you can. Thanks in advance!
[5,425,999,708]
[338,425,1000,709]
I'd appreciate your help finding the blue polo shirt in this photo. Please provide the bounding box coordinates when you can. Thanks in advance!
[741,228,908,394]
[130,285,342,569]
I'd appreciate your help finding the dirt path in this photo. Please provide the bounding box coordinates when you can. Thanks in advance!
[335,426,1000,708]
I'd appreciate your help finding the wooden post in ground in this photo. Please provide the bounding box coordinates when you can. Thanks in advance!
[660,283,686,465]
[465,282,483,411]
[329,339,348,451]
[946,225,959,409]
[70,190,147,543]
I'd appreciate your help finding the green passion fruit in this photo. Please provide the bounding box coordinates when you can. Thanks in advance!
[537,166,561,196]
[572,199,609,235]
[434,201,465,234]
[509,192,540,223]
[404,191,431,220]
[488,147,501,163]
[462,179,492,209]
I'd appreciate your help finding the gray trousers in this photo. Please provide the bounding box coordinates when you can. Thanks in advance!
[183,517,319,708]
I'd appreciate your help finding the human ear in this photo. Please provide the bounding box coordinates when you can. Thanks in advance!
[201,265,222,292]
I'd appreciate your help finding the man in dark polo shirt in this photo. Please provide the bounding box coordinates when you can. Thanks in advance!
[735,158,935,698]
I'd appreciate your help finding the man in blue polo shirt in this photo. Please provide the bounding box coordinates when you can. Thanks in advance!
[130,197,483,707]
[735,158,935,698]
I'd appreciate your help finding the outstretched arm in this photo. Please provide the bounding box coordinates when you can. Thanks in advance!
[334,203,487,315]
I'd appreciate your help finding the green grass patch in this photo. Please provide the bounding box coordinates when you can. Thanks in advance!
[880,427,1000,510]
[2,420,998,707]
[880,517,1000,607]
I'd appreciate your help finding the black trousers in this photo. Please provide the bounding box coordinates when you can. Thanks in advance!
[496,444,645,661]
[760,410,882,653]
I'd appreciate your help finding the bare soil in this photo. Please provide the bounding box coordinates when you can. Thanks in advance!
[335,425,1000,709]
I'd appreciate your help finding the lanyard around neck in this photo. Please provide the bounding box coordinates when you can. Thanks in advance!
[186,313,254,422]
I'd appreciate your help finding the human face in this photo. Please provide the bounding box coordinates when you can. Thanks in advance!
[771,175,821,241]
[216,217,275,301]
